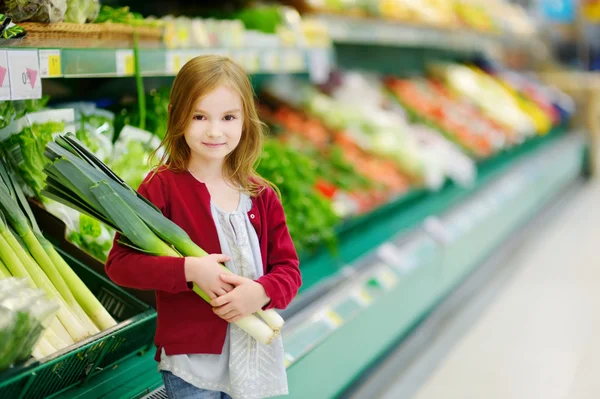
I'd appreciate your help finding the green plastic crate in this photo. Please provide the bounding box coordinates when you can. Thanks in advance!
[0,247,157,399]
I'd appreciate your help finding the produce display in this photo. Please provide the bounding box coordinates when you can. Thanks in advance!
[0,157,116,366]
[302,0,535,36]
[0,278,59,369]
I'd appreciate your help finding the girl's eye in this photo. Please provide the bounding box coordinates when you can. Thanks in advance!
[193,115,206,121]
[223,115,236,121]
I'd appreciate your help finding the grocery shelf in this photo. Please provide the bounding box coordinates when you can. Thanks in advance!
[313,14,533,54]
[33,47,332,78]
[280,132,584,399]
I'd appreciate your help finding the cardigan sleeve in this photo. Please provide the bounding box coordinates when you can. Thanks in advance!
[105,172,191,294]
[256,188,302,310]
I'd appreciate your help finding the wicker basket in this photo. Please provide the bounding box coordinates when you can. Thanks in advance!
[18,22,163,48]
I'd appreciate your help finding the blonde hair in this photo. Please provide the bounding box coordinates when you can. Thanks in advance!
[151,55,272,197]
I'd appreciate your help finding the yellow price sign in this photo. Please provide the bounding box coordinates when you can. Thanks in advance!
[39,50,61,77]
[325,310,343,328]
[116,50,135,76]
[48,55,61,76]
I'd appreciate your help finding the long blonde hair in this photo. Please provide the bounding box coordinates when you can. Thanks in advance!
[151,55,272,197]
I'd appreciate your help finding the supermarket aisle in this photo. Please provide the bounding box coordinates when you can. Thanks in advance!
[376,176,600,399]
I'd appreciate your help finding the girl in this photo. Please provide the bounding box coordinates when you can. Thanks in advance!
[105,55,302,399]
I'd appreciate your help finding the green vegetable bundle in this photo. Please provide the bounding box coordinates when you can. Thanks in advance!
[0,278,59,370]
[257,138,339,254]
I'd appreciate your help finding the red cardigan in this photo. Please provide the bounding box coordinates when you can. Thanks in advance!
[105,169,301,361]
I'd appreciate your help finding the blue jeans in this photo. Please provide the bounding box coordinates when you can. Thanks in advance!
[161,371,232,399]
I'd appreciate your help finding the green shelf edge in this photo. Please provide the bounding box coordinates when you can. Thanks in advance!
[281,133,584,399]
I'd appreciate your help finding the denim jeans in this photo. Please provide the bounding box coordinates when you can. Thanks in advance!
[161,371,233,399]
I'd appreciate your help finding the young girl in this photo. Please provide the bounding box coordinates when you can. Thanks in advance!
[105,55,302,399]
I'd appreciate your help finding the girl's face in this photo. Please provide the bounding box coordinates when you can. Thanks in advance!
[184,85,243,165]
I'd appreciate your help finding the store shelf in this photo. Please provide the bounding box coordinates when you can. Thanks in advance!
[313,14,532,53]
[28,47,333,78]
[280,132,584,399]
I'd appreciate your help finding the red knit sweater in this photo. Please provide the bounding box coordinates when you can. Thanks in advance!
[105,169,301,361]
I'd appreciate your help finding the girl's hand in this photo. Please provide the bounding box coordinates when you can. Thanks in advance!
[210,274,271,323]
[184,255,234,299]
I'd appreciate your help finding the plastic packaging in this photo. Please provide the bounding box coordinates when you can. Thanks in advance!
[1,0,67,23]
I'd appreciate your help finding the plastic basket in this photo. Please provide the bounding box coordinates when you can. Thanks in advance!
[0,247,157,399]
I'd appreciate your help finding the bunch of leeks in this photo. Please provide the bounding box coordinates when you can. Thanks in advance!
[0,156,117,360]
[42,133,284,345]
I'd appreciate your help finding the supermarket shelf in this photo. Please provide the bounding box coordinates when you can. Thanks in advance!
[29,47,333,78]
[280,132,585,399]
[313,14,533,53]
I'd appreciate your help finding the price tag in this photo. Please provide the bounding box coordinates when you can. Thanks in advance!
[376,268,398,290]
[8,50,41,100]
[0,51,11,100]
[377,243,405,269]
[245,50,260,73]
[353,288,373,306]
[116,50,135,76]
[263,50,280,73]
[322,309,343,328]
[39,49,61,78]
[283,49,304,72]
[284,353,295,368]
[309,48,330,84]
[166,51,183,74]
[423,216,451,245]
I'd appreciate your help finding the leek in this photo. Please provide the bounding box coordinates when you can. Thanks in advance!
[43,134,284,344]
[90,181,277,345]
[0,258,10,279]
[0,215,89,342]
[0,157,116,332]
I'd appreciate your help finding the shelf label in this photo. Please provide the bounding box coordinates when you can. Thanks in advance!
[423,216,451,245]
[116,50,134,76]
[245,50,260,73]
[353,288,373,306]
[39,49,61,78]
[8,50,41,100]
[264,50,280,73]
[322,309,343,328]
[376,268,398,290]
[166,51,183,74]
[0,51,10,100]
[309,48,330,84]
[284,353,295,368]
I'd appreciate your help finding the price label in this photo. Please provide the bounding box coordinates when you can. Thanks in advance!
[322,309,343,328]
[39,49,61,77]
[284,353,295,368]
[353,288,373,306]
[423,216,451,245]
[8,50,41,100]
[309,48,330,84]
[245,50,260,73]
[116,50,135,76]
[263,50,280,73]
[377,243,405,269]
[167,51,183,74]
[0,51,10,100]
[376,268,398,290]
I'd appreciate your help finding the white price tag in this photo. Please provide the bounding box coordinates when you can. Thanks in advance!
[8,50,41,100]
[376,268,398,290]
[39,49,61,78]
[423,216,451,245]
[377,243,405,269]
[264,50,280,73]
[284,353,295,368]
[245,50,260,73]
[353,288,373,306]
[321,309,343,329]
[0,51,10,100]
[166,51,183,74]
[309,48,330,84]
[116,49,134,76]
